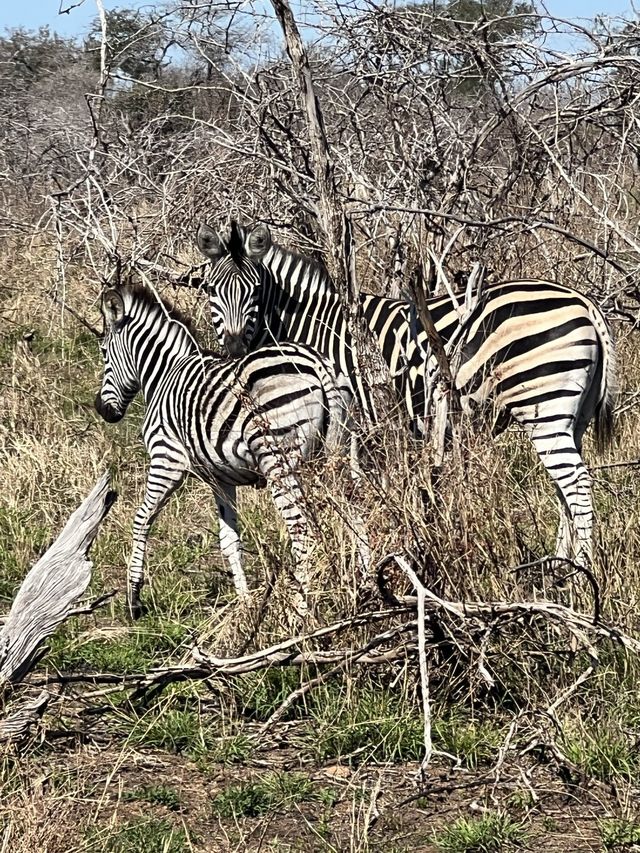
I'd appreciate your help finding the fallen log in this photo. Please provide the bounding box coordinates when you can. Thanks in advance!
[0,472,117,686]
[0,690,50,744]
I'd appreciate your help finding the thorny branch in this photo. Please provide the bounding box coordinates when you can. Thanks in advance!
[29,569,640,740]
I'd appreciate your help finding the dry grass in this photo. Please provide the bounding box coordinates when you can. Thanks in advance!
[1,251,640,851]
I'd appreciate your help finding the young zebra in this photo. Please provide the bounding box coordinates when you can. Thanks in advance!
[94,283,352,619]
[192,220,616,570]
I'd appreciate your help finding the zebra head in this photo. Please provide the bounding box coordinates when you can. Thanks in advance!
[196,220,271,357]
[95,288,139,424]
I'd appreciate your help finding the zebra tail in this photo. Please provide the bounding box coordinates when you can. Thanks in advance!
[592,306,617,455]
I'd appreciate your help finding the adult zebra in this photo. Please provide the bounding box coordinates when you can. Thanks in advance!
[94,282,353,618]
[193,220,616,570]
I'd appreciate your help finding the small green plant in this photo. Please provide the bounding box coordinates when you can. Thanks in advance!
[235,667,302,721]
[123,784,181,810]
[208,733,255,765]
[89,818,188,853]
[434,811,528,852]
[129,707,213,758]
[210,772,334,818]
[301,683,423,764]
[505,789,535,812]
[563,726,637,782]
[433,713,505,770]
[600,817,640,850]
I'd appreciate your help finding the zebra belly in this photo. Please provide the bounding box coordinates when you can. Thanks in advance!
[187,394,326,488]
[188,446,263,489]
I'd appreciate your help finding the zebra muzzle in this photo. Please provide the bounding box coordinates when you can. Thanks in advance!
[95,393,123,423]
[224,333,247,357]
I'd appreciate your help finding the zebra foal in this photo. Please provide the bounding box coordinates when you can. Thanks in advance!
[192,220,616,570]
[94,282,352,618]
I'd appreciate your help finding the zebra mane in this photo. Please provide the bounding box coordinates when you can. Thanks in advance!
[266,241,333,295]
[120,282,202,342]
[226,220,246,265]
[221,220,333,294]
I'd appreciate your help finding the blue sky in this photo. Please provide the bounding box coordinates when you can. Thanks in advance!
[0,0,635,38]
[0,0,146,37]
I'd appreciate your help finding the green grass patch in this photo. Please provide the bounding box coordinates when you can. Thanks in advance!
[129,706,214,758]
[46,617,190,674]
[235,667,303,722]
[562,725,638,783]
[152,531,212,572]
[207,733,255,766]
[88,818,189,853]
[300,683,423,764]
[434,811,529,852]
[143,569,212,621]
[123,784,181,810]
[600,817,640,850]
[433,713,505,769]
[209,771,335,819]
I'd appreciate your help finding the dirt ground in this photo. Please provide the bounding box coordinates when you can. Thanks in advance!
[2,719,627,853]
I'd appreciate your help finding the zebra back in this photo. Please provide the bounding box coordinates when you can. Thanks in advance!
[196,222,615,446]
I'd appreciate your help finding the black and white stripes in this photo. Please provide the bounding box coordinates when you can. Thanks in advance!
[196,221,616,568]
[94,283,352,618]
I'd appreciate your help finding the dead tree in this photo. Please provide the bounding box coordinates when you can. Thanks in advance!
[0,473,117,742]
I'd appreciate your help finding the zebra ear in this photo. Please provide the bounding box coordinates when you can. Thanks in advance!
[196,222,225,261]
[102,289,125,328]
[245,223,271,260]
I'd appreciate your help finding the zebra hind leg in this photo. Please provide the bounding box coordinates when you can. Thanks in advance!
[554,501,574,563]
[264,461,313,619]
[529,426,593,578]
[215,483,250,599]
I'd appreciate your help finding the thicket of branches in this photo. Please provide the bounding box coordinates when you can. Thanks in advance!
[4,3,640,794]
[1,1,639,312]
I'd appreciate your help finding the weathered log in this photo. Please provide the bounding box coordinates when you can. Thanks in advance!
[0,473,117,686]
[0,690,50,743]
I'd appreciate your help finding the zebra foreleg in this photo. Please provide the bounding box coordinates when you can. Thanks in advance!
[215,483,250,599]
[128,466,186,620]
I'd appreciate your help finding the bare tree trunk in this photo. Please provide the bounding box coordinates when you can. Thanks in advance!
[269,0,354,297]
[269,0,395,424]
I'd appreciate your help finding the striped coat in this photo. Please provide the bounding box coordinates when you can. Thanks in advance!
[95,282,352,618]
[193,221,616,570]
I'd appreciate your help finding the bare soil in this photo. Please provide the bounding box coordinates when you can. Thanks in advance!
[3,721,623,853]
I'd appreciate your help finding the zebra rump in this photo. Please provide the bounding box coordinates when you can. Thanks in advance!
[95,282,352,618]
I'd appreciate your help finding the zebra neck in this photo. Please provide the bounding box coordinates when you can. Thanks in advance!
[264,245,334,299]
[134,316,197,404]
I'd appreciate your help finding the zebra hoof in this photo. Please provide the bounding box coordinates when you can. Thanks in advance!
[128,594,145,621]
